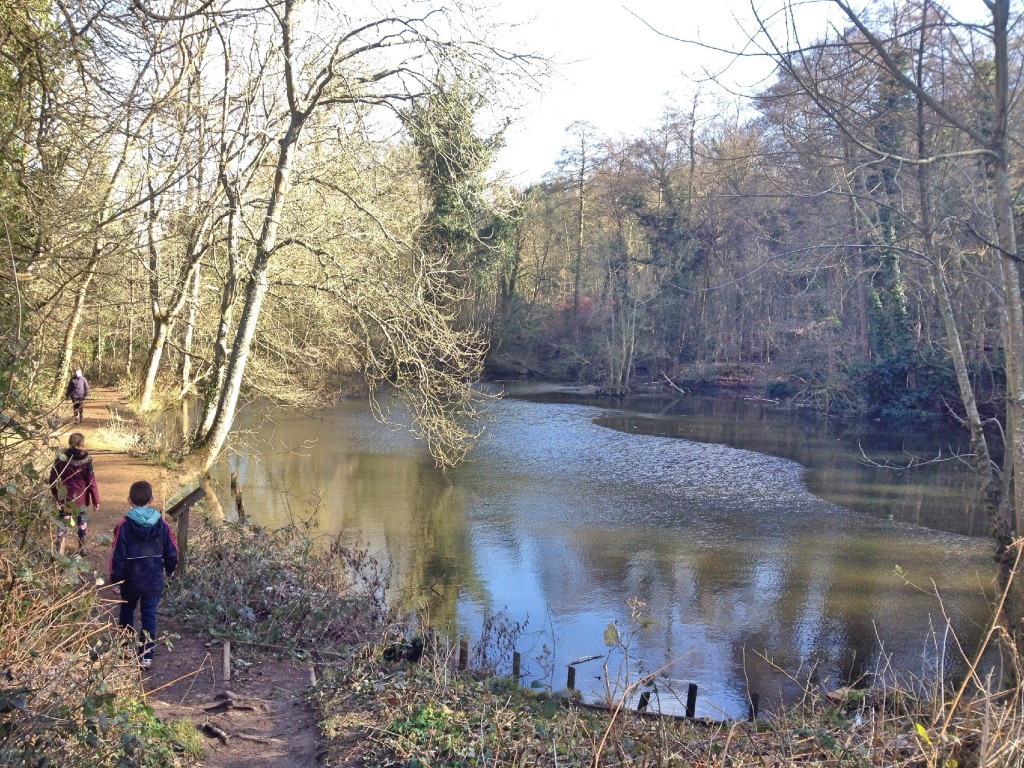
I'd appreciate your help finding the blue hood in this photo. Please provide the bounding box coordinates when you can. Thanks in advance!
[126,506,162,526]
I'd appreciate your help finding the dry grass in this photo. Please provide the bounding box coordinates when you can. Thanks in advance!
[311,606,1024,768]
[165,516,395,651]
[0,554,199,767]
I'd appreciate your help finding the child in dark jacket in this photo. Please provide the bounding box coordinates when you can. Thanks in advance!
[65,369,89,424]
[109,481,178,669]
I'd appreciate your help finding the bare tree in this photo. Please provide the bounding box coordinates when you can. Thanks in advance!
[193,0,534,470]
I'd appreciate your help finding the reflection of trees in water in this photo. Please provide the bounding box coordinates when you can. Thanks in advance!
[218,395,993,713]
[558,523,988,711]
[220,440,486,630]
[396,472,485,631]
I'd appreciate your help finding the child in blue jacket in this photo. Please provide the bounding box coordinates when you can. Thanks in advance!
[109,480,178,669]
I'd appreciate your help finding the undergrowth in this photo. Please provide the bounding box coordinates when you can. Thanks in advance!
[0,554,201,767]
[312,603,1024,768]
[165,517,394,652]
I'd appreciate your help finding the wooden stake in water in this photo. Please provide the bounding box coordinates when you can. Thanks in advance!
[748,692,760,722]
[636,690,651,712]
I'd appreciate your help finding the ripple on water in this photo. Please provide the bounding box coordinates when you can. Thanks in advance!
[468,399,847,535]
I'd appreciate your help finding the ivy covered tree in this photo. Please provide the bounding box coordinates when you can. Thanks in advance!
[404,73,507,314]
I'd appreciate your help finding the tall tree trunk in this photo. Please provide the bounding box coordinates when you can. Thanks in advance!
[989,0,1024,652]
[197,263,271,471]
[180,262,202,400]
[573,161,584,335]
[140,316,170,408]
[912,23,997,511]
[197,118,300,470]
[53,250,99,394]
[197,182,240,440]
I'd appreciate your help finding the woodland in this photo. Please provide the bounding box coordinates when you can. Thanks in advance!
[1,0,1024,646]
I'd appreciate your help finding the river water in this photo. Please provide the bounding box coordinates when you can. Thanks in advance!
[212,384,994,718]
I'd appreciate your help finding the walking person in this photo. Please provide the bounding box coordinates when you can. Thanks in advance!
[48,432,99,554]
[66,368,89,424]
[109,480,178,670]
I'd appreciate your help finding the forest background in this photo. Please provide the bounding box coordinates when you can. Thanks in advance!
[2,0,1024,643]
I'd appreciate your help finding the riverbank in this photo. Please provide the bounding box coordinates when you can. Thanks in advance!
[31,389,1024,768]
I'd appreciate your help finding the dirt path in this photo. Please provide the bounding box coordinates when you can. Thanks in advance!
[58,388,323,767]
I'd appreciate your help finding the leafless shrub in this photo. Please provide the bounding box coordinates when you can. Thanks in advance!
[166,517,395,652]
[0,555,189,767]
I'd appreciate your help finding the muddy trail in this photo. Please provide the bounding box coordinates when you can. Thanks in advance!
[55,388,322,767]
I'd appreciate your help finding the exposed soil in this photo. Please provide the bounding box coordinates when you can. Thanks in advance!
[56,388,323,767]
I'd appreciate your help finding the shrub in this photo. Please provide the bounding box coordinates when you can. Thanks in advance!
[166,517,394,652]
[0,556,195,767]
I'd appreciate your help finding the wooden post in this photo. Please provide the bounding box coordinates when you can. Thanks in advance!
[229,472,245,521]
[176,506,190,573]
[512,651,521,680]
[222,641,231,683]
[685,683,698,719]
[566,665,576,690]
[748,692,760,722]
[458,638,468,670]
[164,484,204,575]
[636,690,651,712]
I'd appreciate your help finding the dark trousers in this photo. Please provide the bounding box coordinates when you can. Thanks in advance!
[59,504,89,549]
[71,398,84,423]
[119,589,162,660]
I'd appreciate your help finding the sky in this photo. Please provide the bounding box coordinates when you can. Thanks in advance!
[490,0,822,184]
[488,0,986,184]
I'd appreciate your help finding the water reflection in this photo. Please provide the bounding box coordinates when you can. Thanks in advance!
[213,389,994,718]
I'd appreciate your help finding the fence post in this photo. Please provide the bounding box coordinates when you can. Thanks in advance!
[176,506,190,573]
[748,692,760,722]
[685,683,698,719]
[566,665,576,690]
[230,472,246,521]
[636,690,651,712]
[165,483,205,574]
[512,651,521,680]
[222,640,231,683]
[458,638,468,671]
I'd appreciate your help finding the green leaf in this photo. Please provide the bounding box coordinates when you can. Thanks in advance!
[816,730,838,751]
[603,622,619,647]
[915,722,932,745]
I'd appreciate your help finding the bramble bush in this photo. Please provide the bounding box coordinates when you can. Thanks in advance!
[165,517,395,652]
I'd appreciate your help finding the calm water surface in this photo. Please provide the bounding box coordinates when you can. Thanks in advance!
[213,385,993,718]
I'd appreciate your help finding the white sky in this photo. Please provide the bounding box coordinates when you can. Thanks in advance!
[488,0,988,184]
[489,0,823,184]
